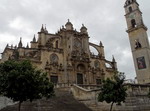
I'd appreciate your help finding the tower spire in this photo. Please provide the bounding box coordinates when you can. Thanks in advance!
[99,41,103,47]
[40,24,45,32]
[18,37,23,48]
[124,0,138,7]
[44,24,48,33]
[5,44,9,48]
[33,34,36,42]
[26,43,29,48]
[112,55,116,63]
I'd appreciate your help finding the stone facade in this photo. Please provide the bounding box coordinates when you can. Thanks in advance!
[124,0,150,84]
[0,20,117,85]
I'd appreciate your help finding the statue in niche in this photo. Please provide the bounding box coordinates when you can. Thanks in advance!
[135,39,142,49]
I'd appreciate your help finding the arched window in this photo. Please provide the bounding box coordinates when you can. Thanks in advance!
[105,63,112,68]
[131,19,136,28]
[128,1,131,4]
[129,7,132,12]
[77,64,85,72]
[135,39,142,49]
[56,40,58,48]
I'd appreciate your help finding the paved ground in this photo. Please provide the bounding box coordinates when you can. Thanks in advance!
[0,88,92,111]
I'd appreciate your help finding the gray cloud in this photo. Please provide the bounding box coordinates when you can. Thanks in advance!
[0,0,149,79]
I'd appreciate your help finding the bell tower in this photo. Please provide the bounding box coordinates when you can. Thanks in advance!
[124,0,150,84]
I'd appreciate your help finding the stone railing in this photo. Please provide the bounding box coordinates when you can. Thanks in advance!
[72,83,150,99]
[71,84,100,101]
[54,83,72,88]
[78,84,102,90]
[125,83,150,96]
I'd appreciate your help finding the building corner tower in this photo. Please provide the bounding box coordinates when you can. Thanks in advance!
[124,0,150,84]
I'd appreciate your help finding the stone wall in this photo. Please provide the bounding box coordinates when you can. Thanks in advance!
[71,84,150,111]
[0,97,16,110]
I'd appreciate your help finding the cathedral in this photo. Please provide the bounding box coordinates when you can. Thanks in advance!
[0,20,117,85]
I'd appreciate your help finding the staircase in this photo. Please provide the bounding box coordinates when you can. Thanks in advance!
[0,88,92,111]
[115,96,150,111]
[80,100,111,111]
[2,84,150,111]
[81,96,150,111]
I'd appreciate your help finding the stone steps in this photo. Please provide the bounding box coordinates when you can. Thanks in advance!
[81,95,150,111]
[0,88,92,111]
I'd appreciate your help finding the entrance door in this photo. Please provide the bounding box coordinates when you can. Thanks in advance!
[96,79,101,85]
[50,76,58,84]
[77,73,83,84]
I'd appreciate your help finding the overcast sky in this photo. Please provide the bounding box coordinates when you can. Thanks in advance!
[0,0,149,79]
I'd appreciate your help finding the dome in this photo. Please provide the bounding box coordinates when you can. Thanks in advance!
[65,19,73,30]
[80,24,87,34]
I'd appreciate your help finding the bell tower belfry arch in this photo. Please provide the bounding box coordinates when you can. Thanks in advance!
[124,0,150,84]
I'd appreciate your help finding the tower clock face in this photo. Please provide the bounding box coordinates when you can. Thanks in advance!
[74,40,81,48]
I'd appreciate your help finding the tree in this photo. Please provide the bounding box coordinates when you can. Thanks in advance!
[147,88,150,99]
[98,72,127,111]
[0,60,54,111]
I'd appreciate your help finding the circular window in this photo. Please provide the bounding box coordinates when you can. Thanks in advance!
[50,54,58,63]
[74,39,81,48]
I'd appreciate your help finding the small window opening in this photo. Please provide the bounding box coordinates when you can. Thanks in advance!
[56,40,58,48]
[131,19,136,28]
[129,7,132,12]
[128,1,131,4]
[96,79,101,85]
[135,39,142,49]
